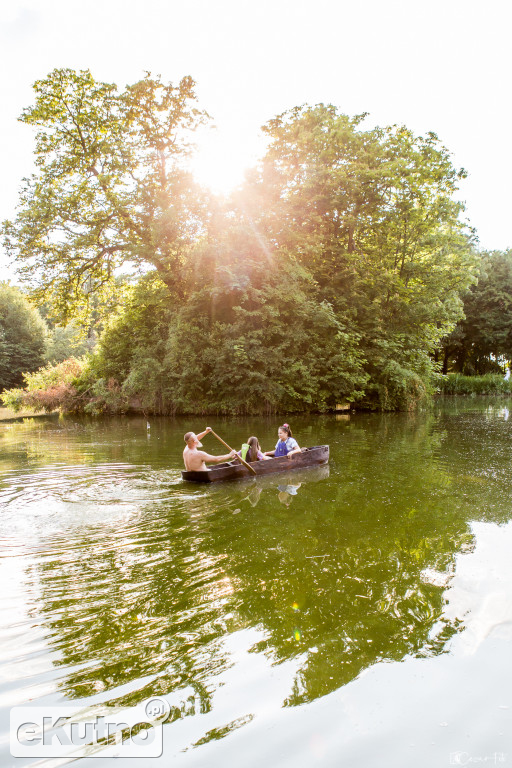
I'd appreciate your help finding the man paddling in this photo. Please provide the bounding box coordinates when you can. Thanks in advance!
[183,427,236,471]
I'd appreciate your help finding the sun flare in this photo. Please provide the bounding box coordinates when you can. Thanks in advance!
[189,127,263,195]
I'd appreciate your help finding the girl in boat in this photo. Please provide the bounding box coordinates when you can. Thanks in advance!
[266,423,301,459]
[237,436,269,462]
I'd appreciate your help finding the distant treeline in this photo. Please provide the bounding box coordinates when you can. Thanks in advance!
[1,69,511,414]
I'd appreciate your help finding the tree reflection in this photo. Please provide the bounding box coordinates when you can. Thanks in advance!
[32,506,238,716]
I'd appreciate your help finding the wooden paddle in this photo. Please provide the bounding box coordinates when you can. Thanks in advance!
[209,430,257,475]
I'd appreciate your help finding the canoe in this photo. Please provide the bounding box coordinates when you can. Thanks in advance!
[181,445,329,483]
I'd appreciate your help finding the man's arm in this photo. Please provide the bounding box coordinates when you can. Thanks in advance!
[196,426,212,441]
[196,450,235,464]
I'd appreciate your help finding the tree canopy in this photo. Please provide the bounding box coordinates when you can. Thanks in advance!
[2,68,208,321]
[2,73,482,413]
[236,105,478,408]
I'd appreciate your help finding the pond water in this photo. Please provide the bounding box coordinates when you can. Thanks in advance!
[1,400,512,767]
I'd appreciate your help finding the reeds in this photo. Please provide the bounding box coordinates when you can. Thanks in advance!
[438,374,512,395]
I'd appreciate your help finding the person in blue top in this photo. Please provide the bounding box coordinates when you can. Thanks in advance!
[265,423,301,459]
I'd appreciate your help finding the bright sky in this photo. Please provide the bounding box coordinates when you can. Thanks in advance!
[1,0,511,281]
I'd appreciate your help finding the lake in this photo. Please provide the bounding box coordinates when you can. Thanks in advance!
[1,400,511,767]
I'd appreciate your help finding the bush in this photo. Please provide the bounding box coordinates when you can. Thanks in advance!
[1,357,87,412]
[162,267,369,415]
[372,360,429,411]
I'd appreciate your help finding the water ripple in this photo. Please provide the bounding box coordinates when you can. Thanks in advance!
[2,408,512,762]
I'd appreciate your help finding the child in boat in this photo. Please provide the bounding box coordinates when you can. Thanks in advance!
[237,436,269,462]
[266,423,301,459]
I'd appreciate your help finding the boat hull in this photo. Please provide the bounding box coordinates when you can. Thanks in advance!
[181,445,329,483]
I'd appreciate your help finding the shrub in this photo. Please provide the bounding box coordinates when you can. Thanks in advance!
[1,357,88,412]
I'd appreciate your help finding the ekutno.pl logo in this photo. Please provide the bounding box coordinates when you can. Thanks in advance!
[10,698,170,758]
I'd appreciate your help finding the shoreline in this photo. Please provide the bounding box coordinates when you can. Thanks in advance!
[0,407,57,422]
[2,393,512,422]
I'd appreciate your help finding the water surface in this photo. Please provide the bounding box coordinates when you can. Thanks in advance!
[1,402,512,766]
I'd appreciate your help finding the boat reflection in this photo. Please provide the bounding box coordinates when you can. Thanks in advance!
[240,464,330,507]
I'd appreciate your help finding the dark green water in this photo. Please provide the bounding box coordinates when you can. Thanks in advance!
[1,400,512,766]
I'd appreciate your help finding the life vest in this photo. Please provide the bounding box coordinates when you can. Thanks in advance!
[241,443,250,461]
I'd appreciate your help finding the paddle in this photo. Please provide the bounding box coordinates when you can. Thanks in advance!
[209,430,257,475]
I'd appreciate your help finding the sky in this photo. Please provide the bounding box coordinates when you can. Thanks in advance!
[1,0,511,281]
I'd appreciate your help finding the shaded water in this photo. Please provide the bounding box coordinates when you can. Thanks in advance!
[1,401,512,766]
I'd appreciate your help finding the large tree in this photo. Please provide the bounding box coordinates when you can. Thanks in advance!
[2,68,208,321]
[237,105,478,407]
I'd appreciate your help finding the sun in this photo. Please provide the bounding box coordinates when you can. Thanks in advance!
[189,125,263,195]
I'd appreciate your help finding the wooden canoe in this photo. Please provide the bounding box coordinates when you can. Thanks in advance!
[181,445,329,483]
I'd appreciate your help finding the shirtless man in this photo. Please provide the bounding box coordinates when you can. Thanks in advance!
[183,427,236,471]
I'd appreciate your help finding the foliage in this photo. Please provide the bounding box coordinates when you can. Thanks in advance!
[45,322,94,364]
[2,68,208,322]
[361,359,429,411]
[82,272,172,413]
[0,283,47,391]
[238,105,478,408]
[1,357,86,412]
[441,250,512,374]
[164,263,368,414]
[79,233,368,415]
[437,373,512,395]
[4,82,482,413]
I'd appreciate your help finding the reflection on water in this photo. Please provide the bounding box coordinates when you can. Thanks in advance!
[1,403,512,763]
[277,483,301,505]
[238,465,329,508]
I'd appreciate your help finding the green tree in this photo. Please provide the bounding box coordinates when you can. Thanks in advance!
[2,68,208,322]
[3,80,482,413]
[84,272,172,414]
[239,105,478,408]
[441,250,512,374]
[0,283,47,391]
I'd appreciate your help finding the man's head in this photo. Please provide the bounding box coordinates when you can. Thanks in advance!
[184,432,201,448]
